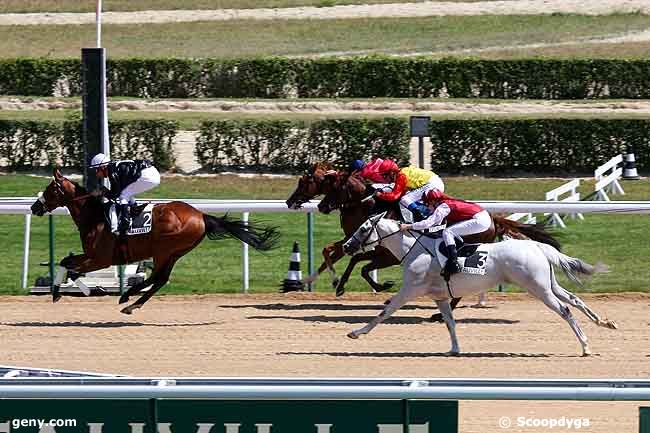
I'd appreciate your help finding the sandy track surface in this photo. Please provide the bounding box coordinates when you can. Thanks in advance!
[5,98,650,115]
[0,292,647,432]
[0,1,648,26]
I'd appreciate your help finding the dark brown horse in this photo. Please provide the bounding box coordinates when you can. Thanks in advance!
[286,162,398,294]
[318,171,562,316]
[31,169,279,314]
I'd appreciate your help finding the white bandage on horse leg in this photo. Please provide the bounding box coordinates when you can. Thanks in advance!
[76,279,91,296]
[53,266,67,286]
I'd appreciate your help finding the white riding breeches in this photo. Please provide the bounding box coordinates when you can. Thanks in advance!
[118,166,160,205]
[399,174,445,207]
[442,210,492,246]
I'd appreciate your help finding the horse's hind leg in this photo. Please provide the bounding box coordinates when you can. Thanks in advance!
[436,300,460,355]
[118,274,154,304]
[512,267,591,356]
[551,283,618,330]
[121,259,176,315]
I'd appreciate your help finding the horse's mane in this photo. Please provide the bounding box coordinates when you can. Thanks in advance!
[309,161,336,175]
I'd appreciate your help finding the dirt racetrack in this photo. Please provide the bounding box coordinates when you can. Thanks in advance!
[0,292,648,432]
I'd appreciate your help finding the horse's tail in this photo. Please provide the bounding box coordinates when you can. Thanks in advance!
[535,242,607,288]
[203,214,280,252]
[493,215,562,251]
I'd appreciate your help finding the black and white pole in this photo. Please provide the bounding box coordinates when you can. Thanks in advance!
[281,241,305,292]
[623,151,640,180]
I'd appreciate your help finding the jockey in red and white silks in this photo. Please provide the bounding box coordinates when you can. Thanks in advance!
[401,189,491,275]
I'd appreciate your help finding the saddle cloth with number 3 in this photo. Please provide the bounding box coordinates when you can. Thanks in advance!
[433,238,490,276]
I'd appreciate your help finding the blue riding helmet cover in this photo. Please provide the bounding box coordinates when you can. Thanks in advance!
[350,159,366,171]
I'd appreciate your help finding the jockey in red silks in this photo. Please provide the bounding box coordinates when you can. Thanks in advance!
[349,157,397,183]
[373,165,445,221]
[400,189,491,276]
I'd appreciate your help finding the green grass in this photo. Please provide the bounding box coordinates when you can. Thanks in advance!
[460,41,650,60]
[1,173,649,295]
[0,0,501,13]
[3,110,650,131]
[1,14,649,58]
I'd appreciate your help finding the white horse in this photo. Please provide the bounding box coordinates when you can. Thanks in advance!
[342,213,618,356]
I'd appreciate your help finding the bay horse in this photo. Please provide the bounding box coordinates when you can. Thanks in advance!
[286,162,398,294]
[343,215,617,356]
[317,171,561,295]
[31,169,279,314]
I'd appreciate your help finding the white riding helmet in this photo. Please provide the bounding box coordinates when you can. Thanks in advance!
[90,153,110,168]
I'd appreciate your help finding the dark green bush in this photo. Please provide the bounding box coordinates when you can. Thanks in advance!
[430,119,650,175]
[196,118,410,173]
[0,119,178,170]
[2,57,650,99]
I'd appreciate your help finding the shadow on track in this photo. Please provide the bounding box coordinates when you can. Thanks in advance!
[220,303,437,311]
[0,321,222,328]
[278,351,548,358]
[247,315,519,325]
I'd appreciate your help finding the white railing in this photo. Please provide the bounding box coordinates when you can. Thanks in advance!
[0,377,648,400]
[544,179,583,228]
[6,198,650,215]
[5,198,650,292]
[594,155,625,201]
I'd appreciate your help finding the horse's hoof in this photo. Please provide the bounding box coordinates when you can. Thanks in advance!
[380,280,395,291]
[52,291,62,303]
[347,332,359,339]
[335,287,345,297]
[581,350,592,357]
[605,319,618,330]
[118,295,129,304]
[331,278,340,289]
[120,307,133,315]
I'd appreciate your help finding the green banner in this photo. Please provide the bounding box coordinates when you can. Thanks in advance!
[0,399,457,433]
[641,407,650,433]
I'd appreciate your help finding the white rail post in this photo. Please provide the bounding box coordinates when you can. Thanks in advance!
[242,212,249,294]
[21,214,31,289]
[594,155,625,201]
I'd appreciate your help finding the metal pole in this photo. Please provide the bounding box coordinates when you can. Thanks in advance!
[96,0,102,48]
[307,212,314,291]
[242,212,249,294]
[118,265,125,294]
[402,399,410,433]
[48,215,55,291]
[21,214,31,289]
[418,137,425,169]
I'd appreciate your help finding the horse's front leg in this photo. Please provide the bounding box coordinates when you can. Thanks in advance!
[302,241,344,287]
[50,254,106,302]
[436,299,460,355]
[347,289,411,339]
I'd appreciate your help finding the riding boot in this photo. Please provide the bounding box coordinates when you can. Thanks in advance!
[442,244,461,278]
[117,203,131,237]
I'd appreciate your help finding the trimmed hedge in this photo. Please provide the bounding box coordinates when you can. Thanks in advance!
[430,119,650,175]
[0,119,178,170]
[195,118,411,173]
[2,57,650,99]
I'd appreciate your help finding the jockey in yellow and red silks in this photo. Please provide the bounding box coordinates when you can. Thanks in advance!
[373,164,445,221]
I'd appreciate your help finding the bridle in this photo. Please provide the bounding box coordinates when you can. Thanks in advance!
[37,178,68,213]
[348,217,424,265]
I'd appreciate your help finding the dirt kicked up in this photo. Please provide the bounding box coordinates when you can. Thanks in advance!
[0,292,647,432]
